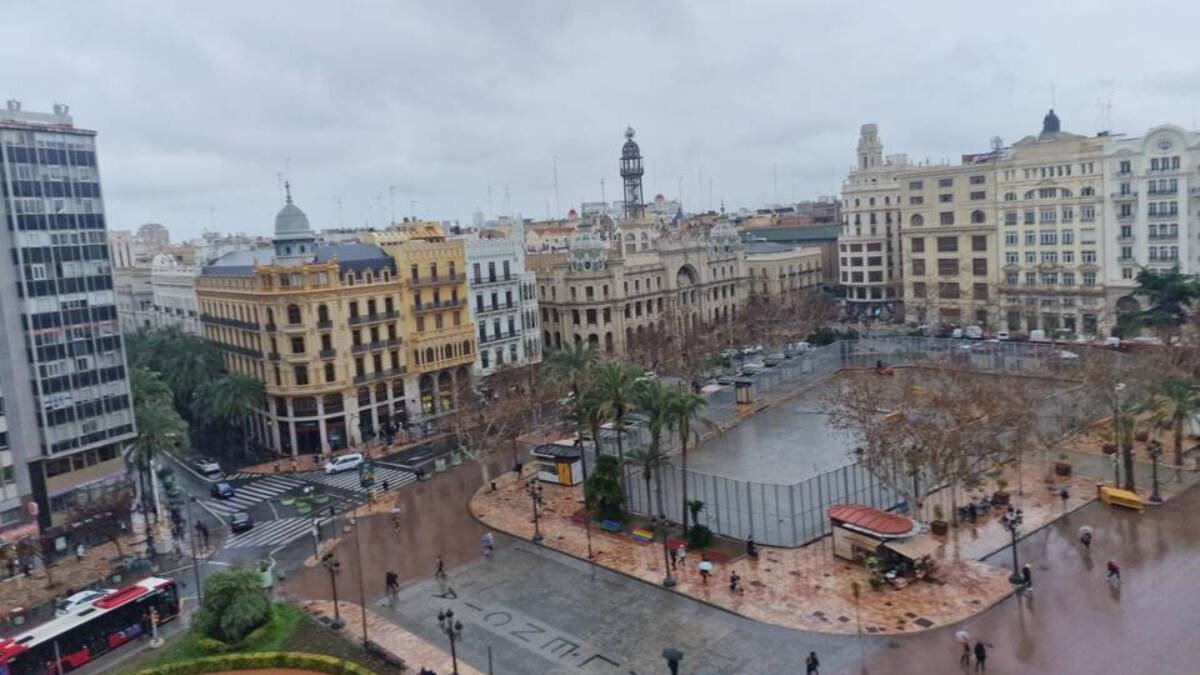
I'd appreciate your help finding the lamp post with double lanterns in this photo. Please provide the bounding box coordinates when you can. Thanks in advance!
[437,609,464,675]
[1148,440,1164,503]
[1003,507,1025,584]
[321,553,344,629]
[526,478,545,543]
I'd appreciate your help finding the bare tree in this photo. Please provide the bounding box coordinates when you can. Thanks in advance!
[452,365,543,485]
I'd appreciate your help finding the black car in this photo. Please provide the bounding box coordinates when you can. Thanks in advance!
[210,482,235,499]
[230,511,253,534]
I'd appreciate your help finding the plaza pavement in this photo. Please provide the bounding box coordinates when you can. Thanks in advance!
[470,461,1102,636]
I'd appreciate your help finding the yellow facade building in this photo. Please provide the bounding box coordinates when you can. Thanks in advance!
[196,190,476,456]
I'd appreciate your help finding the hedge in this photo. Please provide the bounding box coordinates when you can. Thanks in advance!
[134,651,375,675]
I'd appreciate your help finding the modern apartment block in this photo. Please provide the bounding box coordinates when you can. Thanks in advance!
[0,101,136,536]
[839,124,910,321]
[463,234,541,375]
[844,111,1200,337]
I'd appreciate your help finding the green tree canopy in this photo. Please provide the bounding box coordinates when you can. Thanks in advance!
[193,569,272,644]
[584,454,626,521]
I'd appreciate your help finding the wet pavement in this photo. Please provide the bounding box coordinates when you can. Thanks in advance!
[860,488,1200,674]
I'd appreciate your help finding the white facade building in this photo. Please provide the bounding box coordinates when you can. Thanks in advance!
[149,253,202,334]
[464,235,542,375]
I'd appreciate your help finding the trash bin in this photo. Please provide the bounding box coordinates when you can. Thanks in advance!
[734,379,753,405]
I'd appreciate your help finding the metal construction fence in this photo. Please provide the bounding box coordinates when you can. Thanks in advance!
[592,336,1110,547]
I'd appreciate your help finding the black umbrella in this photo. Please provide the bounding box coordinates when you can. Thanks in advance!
[662,648,684,661]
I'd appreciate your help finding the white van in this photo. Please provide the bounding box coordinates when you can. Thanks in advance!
[324,453,365,475]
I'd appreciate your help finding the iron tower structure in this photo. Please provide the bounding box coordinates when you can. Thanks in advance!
[620,126,645,219]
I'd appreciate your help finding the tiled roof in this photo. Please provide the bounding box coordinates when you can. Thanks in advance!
[827,503,917,537]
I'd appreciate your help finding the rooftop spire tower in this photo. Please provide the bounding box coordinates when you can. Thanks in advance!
[620,126,645,219]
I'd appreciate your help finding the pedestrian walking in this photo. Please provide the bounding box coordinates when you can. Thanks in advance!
[1106,560,1121,582]
[385,570,399,597]
[1060,487,1070,508]
[698,556,713,585]
[1021,564,1033,592]
[669,546,678,570]
[678,543,687,568]
[434,555,446,580]
[746,536,758,559]
[806,650,820,674]
[728,571,741,593]
[974,641,987,671]
[382,478,390,492]
[1079,525,1093,550]
[481,532,495,559]
[955,629,972,667]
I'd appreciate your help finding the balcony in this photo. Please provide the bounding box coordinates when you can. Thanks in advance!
[1147,210,1180,220]
[317,319,333,330]
[348,310,399,326]
[200,314,260,331]
[1117,255,1136,263]
[1147,188,1178,196]
[475,302,516,316]
[411,273,466,288]
[282,322,306,333]
[412,299,466,313]
[353,366,407,384]
[1116,212,1135,222]
[265,323,277,331]
[470,274,515,287]
[1110,191,1137,200]
[351,338,401,354]
[319,348,337,359]
[268,352,281,362]
[1148,232,1179,241]
[1116,234,1135,243]
[479,331,519,345]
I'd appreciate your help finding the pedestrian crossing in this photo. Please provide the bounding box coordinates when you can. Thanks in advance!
[298,465,417,497]
[199,475,307,516]
[224,516,331,549]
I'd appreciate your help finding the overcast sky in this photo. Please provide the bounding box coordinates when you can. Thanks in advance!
[4,1,1200,240]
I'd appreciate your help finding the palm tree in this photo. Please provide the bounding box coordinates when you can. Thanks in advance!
[633,379,674,518]
[625,446,670,519]
[570,388,610,501]
[667,388,713,535]
[128,368,189,533]
[1149,378,1200,468]
[543,344,600,481]
[159,334,223,412]
[593,361,639,502]
[192,372,267,461]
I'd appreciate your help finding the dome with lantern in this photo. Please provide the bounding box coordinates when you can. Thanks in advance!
[569,219,610,271]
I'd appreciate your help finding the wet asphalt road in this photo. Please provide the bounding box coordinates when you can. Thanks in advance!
[858,487,1200,675]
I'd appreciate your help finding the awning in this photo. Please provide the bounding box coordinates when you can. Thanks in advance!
[883,534,942,561]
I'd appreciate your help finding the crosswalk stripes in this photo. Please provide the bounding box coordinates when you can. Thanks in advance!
[224,517,330,549]
[200,475,308,517]
[300,466,417,496]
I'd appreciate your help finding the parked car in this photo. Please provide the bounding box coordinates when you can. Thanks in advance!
[715,374,736,386]
[324,453,365,475]
[192,457,221,477]
[763,352,786,367]
[230,511,254,534]
[995,330,1011,341]
[210,482,235,499]
[56,588,115,616]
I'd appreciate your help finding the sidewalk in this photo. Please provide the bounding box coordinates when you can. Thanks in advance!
[468,458,1104,634]
[302,599,484,675]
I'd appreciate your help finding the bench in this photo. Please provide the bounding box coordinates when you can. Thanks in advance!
[1098,485,1144,512]
[598,519,622,533]
[630,528,654,543]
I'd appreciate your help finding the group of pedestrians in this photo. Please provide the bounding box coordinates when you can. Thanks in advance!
[956,630,989,670]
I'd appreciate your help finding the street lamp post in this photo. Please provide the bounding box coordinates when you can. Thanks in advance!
[321,553,344,629]
[437,609,464,675]
[1148,440,1163,504]
[1003,507,1024,584]
[1112,383,1126,487]
[526,479,544,544]
[186,497,203,604]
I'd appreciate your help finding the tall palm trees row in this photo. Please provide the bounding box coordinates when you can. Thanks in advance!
[543,344,713,533]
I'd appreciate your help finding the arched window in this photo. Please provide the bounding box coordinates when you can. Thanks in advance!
[970,210,986,224]
[625,233,636,254]
[317,304,329,323]
[287,304,302,324]
[910,214,924,227]
[424,347,434,363]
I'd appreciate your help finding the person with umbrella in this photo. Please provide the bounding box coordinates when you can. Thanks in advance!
[955,629,972,667]
[1079,525,1093,550]
[662,648,683,675]
[698,555,713,585]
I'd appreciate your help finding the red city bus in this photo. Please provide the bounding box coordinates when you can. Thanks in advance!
[0,577,180,674]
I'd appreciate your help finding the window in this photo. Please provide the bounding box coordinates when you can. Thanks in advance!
[908,181,924,190]
[911,259,926,276]
[1004,192,1017,202]
[1081,250,1096,263]
[911,237,925,253]
[1024,210,1035,225]
[939,212,954,225]
[938,283,960,299]
[969,175,986,184]
[970,191,986,200]
[1040,252,1058,264]
[1025,251,1037,264]
[937,178,953,188]
[972,259,988,276]
[1083,272,1096,286]
[1005,252,1019,264]
[912,282,927,298]
[1024,230,1037,246]
[971,235,987,251]
[1040,230,1057,245]
[939,193,953,203]
[936,237,958,252]
[294,366,309,385]
[973,283,988,300]
[937,258,959,276]
[1006,273,1019,285]
[909,196,924,205]
[1062,251,1074,264]
[1060,230,1074,245]
[325,363,335,382]
[1062,272,1075,287]
[1120,246,1133,260]
[1025,272,1037,285]
[910,214,924,227]
[290,337,304,354]
[1004,232,1018,245]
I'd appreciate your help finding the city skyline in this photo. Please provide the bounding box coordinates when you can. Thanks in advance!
[4,1,1200,239]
